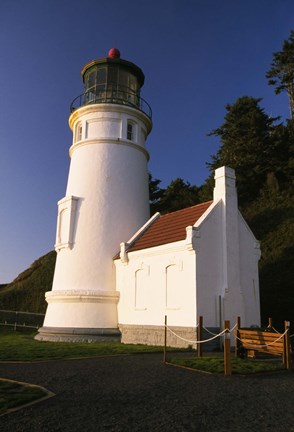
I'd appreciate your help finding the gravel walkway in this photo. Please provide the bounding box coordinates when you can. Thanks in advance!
[0,353,294,432]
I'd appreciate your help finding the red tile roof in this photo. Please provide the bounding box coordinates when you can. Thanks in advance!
[126,201,213,253]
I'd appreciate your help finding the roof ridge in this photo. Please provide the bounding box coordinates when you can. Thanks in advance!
[159,200,213,219]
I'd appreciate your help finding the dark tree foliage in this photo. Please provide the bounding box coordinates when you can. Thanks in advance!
[198,174,214,203]
[243,193,294,329]
[266,120,294,190]
[266,30,294,119]
[207,96,278,206]
[154,178,200,214]
[149,173,164,215]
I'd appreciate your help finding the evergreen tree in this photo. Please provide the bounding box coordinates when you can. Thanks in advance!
[156,178,200,214]
[198,175,214,203]
[149,173,164,215]
[266,30,294,119]
[207,96,277,205]
[265,120,294,192]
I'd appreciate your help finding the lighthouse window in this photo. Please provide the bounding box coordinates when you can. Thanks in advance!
[88,71,96,90]
[127,122,133,141]
[108,67,118,85]
[96,67,106,84]
[76,123,82,142]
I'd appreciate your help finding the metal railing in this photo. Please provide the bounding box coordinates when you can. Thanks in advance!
[70,84,152,119]
[0,309,45,331]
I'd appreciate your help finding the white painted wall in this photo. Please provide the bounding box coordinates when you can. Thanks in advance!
[238,213,261,326]
[194,167,261,328]
[193,202,224,327]
[116,243,197,328]
[43,103,152,329]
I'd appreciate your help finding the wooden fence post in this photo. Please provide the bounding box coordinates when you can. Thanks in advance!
[224,320,231,376]
[14,311,18,331]
[197,316,203,358]
[284,320,291,370]
[163,315,167,363]
[219,295,222,351]
[235,316,241,358]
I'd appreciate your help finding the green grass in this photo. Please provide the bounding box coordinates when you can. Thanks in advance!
[168,356,285,374]
[0,328,285,375]
[0,328,163,362]
[0,379,48,415]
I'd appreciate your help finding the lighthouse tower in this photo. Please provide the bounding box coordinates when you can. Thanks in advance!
[36,49,152,342]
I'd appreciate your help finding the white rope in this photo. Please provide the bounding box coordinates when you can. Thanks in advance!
[229,323,237,332]
[166,325,228,345]
[202,326,218,336]
[290,333,294,338]
[236,329,288,348]
[203,323,236,336]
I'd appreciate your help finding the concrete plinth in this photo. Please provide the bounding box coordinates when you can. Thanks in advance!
[35,326,121,343]
[119,324,197,348]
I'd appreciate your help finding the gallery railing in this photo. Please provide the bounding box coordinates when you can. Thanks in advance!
[70,84,152,119]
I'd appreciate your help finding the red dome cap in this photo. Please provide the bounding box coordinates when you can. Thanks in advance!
[108,48,120,59]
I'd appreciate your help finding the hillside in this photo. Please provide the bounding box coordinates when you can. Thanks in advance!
[0,251,56,313]
[242,191,294,329]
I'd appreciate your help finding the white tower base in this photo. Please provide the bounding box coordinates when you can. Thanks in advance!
[36,290,121,342]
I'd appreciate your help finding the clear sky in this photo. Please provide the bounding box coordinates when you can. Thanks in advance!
[0,0,293,283]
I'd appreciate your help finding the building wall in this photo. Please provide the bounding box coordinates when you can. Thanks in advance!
[115,242,197,346]
[238,213,261,326]
[194,203,261,329]
[193,202,224,327]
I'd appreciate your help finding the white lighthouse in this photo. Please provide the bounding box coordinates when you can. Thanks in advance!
[36,48,152,342]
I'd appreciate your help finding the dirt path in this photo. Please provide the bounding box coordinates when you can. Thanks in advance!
[1,353,294,431]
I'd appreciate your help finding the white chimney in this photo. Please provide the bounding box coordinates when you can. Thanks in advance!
[213,166,245,324]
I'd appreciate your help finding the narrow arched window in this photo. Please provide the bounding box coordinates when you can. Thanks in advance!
[127,122,133,141]
[165,264,181,309]
[75,122,82,142]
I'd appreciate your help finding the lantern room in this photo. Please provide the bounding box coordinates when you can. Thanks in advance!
[70,48,151,117]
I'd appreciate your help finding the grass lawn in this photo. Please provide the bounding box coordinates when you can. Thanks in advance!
[0,328,286,375]
[168,356,285,374]
[0,379,49,416]
[0,327,163,362]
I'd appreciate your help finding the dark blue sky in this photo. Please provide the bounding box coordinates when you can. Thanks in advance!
[0,0,293,283]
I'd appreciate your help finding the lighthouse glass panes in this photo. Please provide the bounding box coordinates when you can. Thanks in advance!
[83,65,140,107]
[127,122,134,141]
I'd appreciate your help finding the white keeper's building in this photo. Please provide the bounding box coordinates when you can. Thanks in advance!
[36,49,261,346]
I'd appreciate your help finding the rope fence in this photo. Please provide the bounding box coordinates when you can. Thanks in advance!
[166,325,227,345]
[163,315,293,375]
